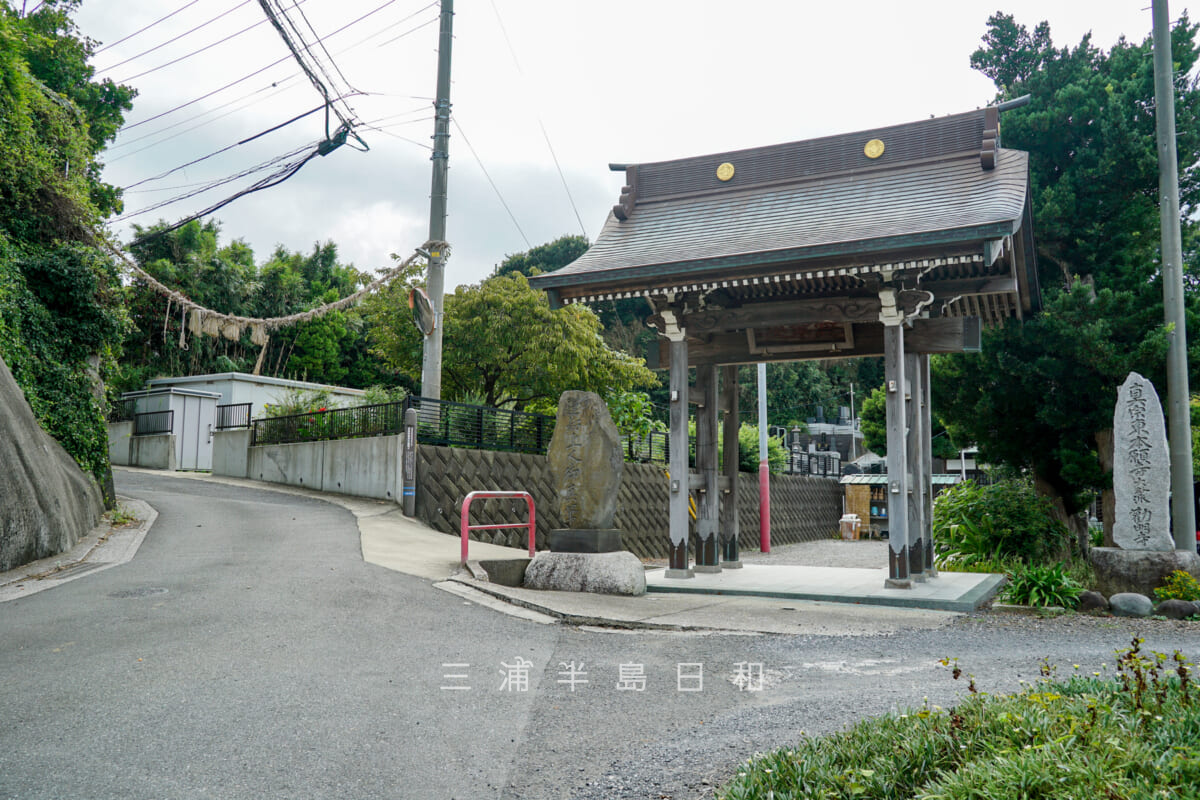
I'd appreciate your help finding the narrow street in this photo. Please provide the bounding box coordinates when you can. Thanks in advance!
[2,472,1198,800]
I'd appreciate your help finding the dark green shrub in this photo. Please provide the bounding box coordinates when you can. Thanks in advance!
[1002,562,1083,607]
[932,477,1070,567]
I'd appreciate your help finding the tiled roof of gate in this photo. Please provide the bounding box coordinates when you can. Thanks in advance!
[530,108,1030,294]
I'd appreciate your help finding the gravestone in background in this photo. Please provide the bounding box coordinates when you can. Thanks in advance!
[1112,372,1172,551]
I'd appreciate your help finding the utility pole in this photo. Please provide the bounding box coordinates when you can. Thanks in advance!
[1153,0,1196,550]
[420,0,454,401]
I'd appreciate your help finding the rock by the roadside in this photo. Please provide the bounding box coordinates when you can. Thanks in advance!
[0,355,103,572]
[1154,598,1199,620]
[1109,592,1153,618]
[523,551,646,596]
[1077,590,1109,614]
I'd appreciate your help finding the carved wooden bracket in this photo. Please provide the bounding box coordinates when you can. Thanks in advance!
[980,106,999,171]
[611,166,639,221]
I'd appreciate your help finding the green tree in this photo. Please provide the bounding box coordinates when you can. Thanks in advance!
[493,235,589,278]
[0,1,133,490]
[935,14,1200,534]
[367,271,658,408]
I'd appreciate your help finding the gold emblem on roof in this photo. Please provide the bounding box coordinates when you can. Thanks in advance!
[716,162,735,182]
[864,139,885,159]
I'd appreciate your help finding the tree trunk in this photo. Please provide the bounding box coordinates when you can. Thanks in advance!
[1095,429,1115,548]
[1034,473,1086,558]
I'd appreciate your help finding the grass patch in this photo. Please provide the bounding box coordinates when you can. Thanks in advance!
[105,504,138,527]
[717,640,1198,799]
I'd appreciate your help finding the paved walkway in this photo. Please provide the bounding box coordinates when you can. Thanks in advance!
[3,467,998,635]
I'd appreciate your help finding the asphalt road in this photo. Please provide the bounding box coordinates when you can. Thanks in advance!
[3,472,1200,800]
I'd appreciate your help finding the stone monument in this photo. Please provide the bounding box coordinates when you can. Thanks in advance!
[523,391,645,595]
[1112,372,1172,551]
[545,390,624,553]
[1090,372,1200,595]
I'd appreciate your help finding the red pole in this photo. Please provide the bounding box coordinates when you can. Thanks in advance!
[759,460,771,553]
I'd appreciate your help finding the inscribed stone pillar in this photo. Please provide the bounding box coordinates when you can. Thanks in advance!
[667,335,693,577]
[720,365,741,567]
[545,391,625,552]
[694,364,720,571]
[1113,372,1172,551]
[884,324,911,588]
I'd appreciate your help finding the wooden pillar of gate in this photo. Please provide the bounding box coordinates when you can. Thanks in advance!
[905,352,926,582]
[720,365,741,567]
[884,324,912,588]
[695,363,720,571]
[666,330,693,578]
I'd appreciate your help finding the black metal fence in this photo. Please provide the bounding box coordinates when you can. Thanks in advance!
[133,410,173,436]
[251,396,558,455]
[107,398,137,423]
[623,430,669,464]
[216,402,252,430]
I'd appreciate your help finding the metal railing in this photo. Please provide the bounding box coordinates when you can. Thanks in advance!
[622,430,669,464]
[251,396,557,455]
[460,490,536,564]
[133,410,173,436]
[215,402,252,430]
[107,398,137,423]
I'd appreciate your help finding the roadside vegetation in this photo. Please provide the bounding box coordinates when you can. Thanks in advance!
[718,640,1198,800]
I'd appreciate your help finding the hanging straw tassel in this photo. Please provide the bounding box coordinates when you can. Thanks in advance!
[220,320,242,341]
[178,304,189,350]
[202,315,222,337]
[249,323,268,346]
[188,309,203,335]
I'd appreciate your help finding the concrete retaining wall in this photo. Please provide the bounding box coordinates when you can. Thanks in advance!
[213,429,252,478]
[242,436,401,502]
[130,434,177,471]
[107,421,133,466]
[106,422,177,470]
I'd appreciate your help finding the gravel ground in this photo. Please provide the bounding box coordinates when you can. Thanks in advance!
[551,612,1200,800]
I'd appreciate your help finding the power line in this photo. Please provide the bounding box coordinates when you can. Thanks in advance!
[94,0,202,55]
[106,80,301,161]
[107,4,432,159]
[452,118,531,249]
[376,15,439,47]
[487,0,588,239]
[116,12,274,84]
[122,105,325,190]
[117,141,318,220]
[120,0,397,133]
[95,1,253,77]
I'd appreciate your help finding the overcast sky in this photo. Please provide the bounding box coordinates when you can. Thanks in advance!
[75,1,1181,288]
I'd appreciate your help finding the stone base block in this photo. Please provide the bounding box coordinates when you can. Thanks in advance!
[549,528,623,553]
[722,560,744,569]
[663,568,694,579]
[693,565,722,574]
[1088,547,1200,598]
[523,551,646,595]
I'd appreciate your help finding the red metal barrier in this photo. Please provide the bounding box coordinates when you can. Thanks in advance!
[459,491,536,565]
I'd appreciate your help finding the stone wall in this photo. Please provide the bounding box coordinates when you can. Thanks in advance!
[1,356,104,571]
[415,444,842,559]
